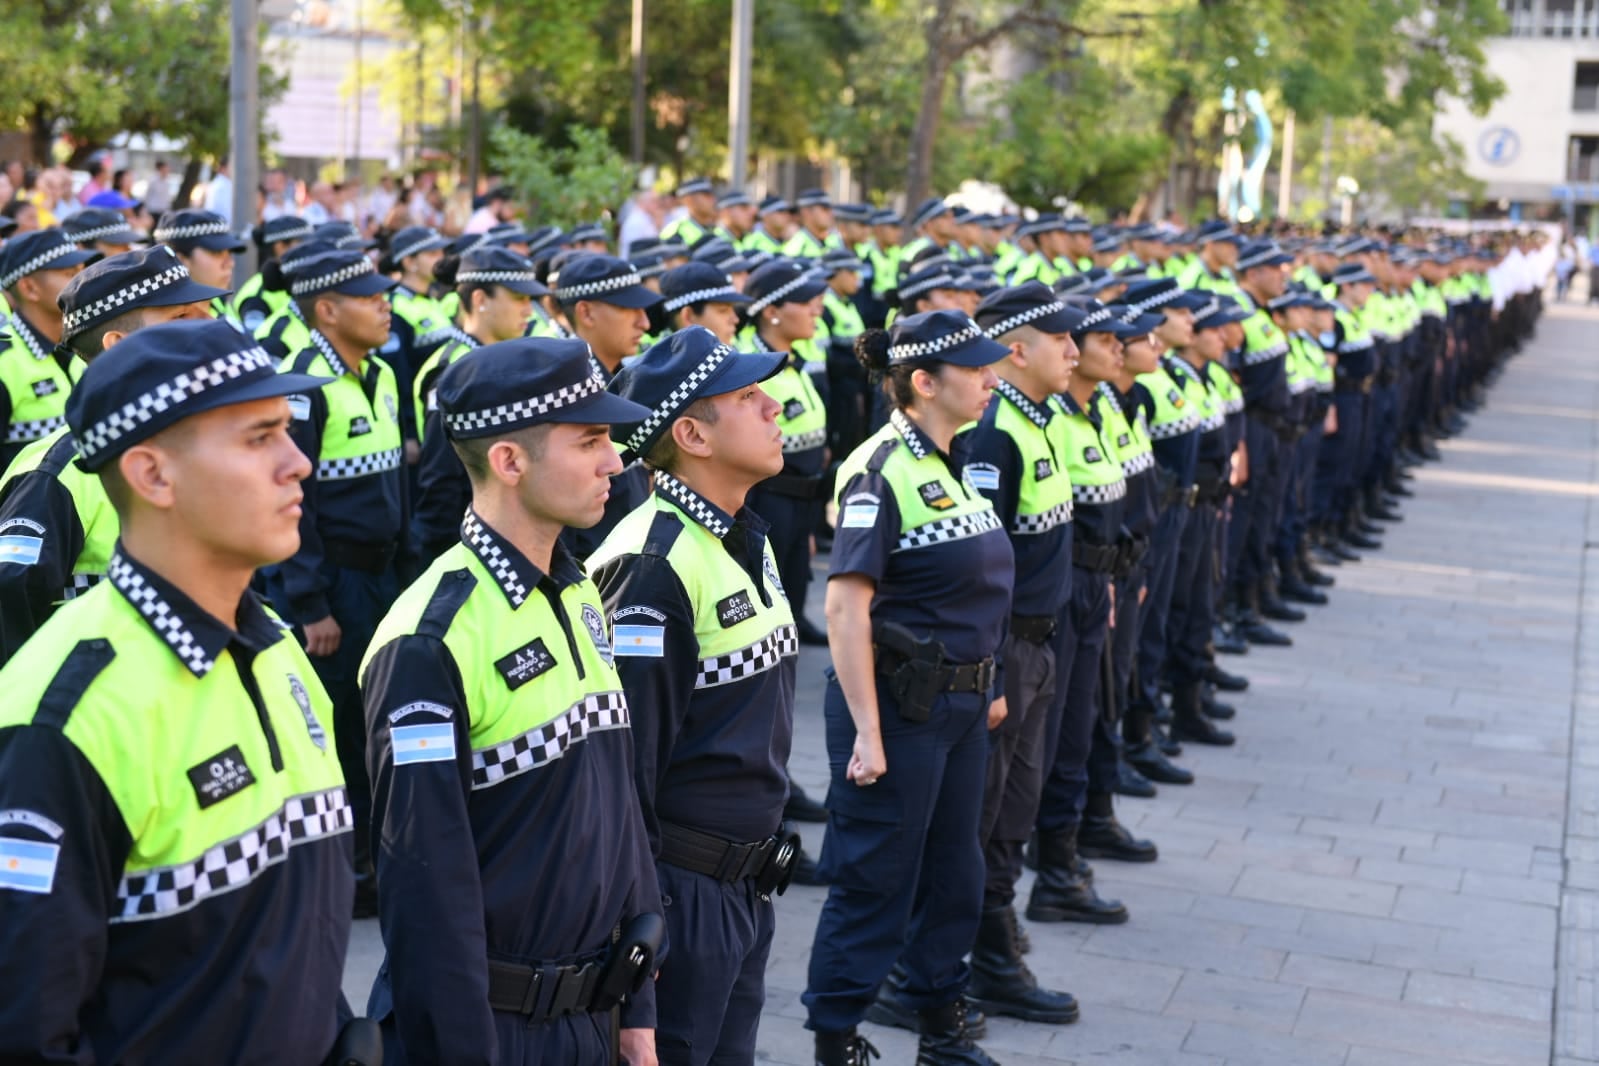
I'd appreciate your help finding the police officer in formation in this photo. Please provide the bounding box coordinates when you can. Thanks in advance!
[0,187,1538,1066]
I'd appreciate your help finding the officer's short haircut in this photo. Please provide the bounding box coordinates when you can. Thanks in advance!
[67,306,151,360]
[451,424,550,483]
[641,397,719,474]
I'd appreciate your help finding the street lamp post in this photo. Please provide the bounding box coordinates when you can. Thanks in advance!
[230,0,260,282]
[728,0,752,188]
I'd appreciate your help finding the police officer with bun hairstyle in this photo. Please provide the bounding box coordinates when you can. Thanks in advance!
[361,337,664,1066]
[804,309,1012,1066]
[589,327,799,1066]
[0,318,367,1065]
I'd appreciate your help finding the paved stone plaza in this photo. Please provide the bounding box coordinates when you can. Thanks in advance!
[344,302,1599,1065]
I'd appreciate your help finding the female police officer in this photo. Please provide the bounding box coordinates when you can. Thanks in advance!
[803,309,1013,1066]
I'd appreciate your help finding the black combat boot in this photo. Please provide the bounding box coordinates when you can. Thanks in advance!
[1077,791,1159,862]
[999,902,1032,955]
[1025,827,1128,924]
[1278,556,1329,606]
[1170,681,1236,746]
[1298,543,1336,585]
[967,906,1080,1024]
[1204,663,1250,692]
[1237,585,1293,646]
[1364,483,1402,522]
[916,999,1002,1066]
[1257,574,1307,623]
[866,965,987,1039]
[815,1028,880,1065]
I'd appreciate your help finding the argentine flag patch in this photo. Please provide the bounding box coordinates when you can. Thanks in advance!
[0,535,42,566]
[0,838,59,894]
[613,625,666,658]
[392,723,456,765]
[965,463,1000,492]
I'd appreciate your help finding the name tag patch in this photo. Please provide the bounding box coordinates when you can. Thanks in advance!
[392,723,456,765]
[965,463,1000,491]
[1117,433,1132,448]
[917,480,955,511]
[348,416,373,437]
[613,624,665,657]
[495,638,558,690]
[783,398,806,421]
[0,838,59,894]
[30,379,58,399]
[717,590,757,629]
[187,745,257,810]
[1084,446,1104,464]
[1033,458,1053,481]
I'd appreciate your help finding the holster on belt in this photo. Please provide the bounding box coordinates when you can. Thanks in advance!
[873,621,995,718]
[1113,533,1149,579]
[1010,613,1057,644]
[485,912,665,1027]
[659,822,800,901]
[1072,539,1120,574]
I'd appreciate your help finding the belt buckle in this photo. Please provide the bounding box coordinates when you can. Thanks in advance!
[1186,485,1199,508]
[975,659,996,694]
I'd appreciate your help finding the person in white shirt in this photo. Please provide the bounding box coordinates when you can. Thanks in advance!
[205,160,234,225]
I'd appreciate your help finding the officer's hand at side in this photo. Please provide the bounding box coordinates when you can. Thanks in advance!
[619,1027,658,1066]
[303,615,343,657]
[987,697,1008,731]
[1323,405,1338,436]
[848,732,887,786]
[404,439,421,465]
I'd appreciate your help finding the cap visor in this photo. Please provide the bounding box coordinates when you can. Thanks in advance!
[701,348,787,397]
[160,277,233,307]
[595,284,664,309]
[501,278,550,297]
[1169,291,1212,311]
[191,232,249,253]
[335,274,399,297]
[54,248,101,271]
[940,335,1012,368]
[543,389,654,426]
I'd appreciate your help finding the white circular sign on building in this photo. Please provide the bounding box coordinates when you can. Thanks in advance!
[1478,126,1520,166]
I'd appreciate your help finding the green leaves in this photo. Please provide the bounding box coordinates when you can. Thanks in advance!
[488,123,637,227]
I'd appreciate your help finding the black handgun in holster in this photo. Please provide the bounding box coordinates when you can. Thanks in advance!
[323,1018,384,1066]
[592,911,666,1013]
[874,621,948,723]
[754,829,802,901]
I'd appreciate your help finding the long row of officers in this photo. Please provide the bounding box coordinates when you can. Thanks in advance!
[0,183,1539,1066]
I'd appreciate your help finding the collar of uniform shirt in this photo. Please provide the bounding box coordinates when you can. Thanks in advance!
[106,543,285,677]
[993,378,1054,429]
[460,507,582,607]
[1058,389,1106,430]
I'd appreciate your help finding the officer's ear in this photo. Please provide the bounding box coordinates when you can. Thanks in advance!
[13,275,41,305]
[668,411,715,461]
[115,440,179,511]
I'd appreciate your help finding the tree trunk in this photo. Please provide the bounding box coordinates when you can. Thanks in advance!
[29,113,53,167]
[903,0,957,222]
[176,158,204,212]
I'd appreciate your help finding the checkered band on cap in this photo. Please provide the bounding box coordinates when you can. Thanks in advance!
[663,284,739,312]
[1128,286,1180,314]
[68,223,135,245]
[390,234,443,262]
[266,221,315,242]
[896,271,957,302]
[982,300,1067,339]
[153,220,232,243]
[747,272,815,314]
[457,269,541,286]
[76,346,278,465]
[289,256,377,296]
[555,270,643,302]
[62,263,192,338]
[887,319,983,365]
[444,368,605,436]
[2,240,83,289]
[1237,245,1288,272]
[472,691,630,788]
[112,787,352,923]
[1072,306,1115,333]
[624,343,734,456]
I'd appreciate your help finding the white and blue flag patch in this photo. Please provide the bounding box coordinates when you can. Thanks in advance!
[392,722,456,765]
[613,624,666,658]
[0,535,42,566]
[965,463,1000,491]
[0,838,60,894]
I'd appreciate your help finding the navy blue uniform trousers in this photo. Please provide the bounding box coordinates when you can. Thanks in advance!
[805,674,988,1032]
[1035,570,1112,833]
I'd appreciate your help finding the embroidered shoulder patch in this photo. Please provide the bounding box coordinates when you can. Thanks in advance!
[965,463,1000,491]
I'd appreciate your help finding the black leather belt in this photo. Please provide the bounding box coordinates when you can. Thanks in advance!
[1160,483,1199,510]
[1072,540,1120,574]
[1010,614,1057,643]
[321,538,398,575]
[874,651,997,693]
[1334,377,1373,395]
[1195,477,1230,504]
[486,948,607,1022]
[660,821,778,883]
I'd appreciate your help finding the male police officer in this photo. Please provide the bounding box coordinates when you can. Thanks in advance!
[0,319,358,1064]
[362,337,664,1065]
[265,248,406,916]
[153,208,250,327]
[0,229,96,470]
[661,178,720,245]
[589,327,797,1066]
[0,247,227,663]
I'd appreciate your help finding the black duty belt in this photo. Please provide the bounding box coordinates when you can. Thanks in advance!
[1195,477,1229,504]
[658,821,800,900]
[1010,614,1057,643]
[1160,482,1199,510]
[1247,409,1299,441]
[486,947,608,1023]
[1334,377,1373,395]
[874,650,996,693]
[1072,540,1121,574]
[322,538,399,575]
